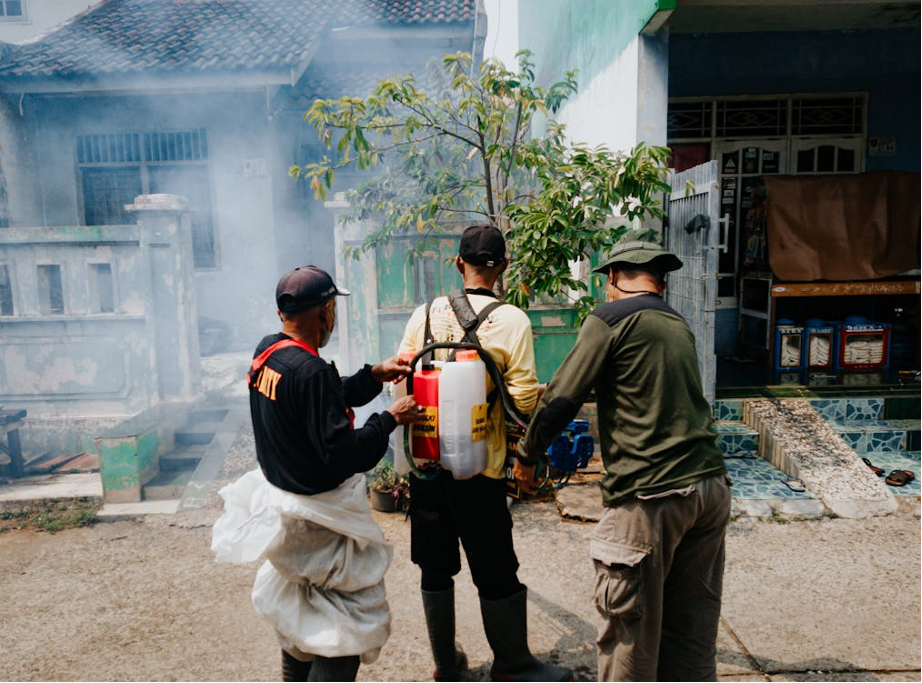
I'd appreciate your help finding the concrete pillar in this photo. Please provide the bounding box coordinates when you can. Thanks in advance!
[636,29,669,148]
[96,194,201,503]
[127,194,201,402]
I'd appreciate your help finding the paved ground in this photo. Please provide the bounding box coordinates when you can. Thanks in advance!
[0,490,918,681]
[0,472,101,503]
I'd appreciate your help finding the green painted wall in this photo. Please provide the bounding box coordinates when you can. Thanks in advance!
[97,429,161,500]
[519,0,668,87]
[137,430,159,478]
[98,438,142,493]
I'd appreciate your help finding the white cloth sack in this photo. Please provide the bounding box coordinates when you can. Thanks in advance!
[211,469,393,663]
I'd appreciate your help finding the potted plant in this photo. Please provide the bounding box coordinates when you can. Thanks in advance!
[368,461,401,513]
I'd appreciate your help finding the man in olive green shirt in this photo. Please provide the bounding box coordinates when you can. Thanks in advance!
[516,230,730,682]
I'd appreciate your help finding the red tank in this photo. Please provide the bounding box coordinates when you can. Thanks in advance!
[411,369,440,460]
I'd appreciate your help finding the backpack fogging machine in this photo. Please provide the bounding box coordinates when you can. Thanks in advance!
[396,341,588,493]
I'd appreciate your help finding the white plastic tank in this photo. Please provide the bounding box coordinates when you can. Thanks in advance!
[438,349,488,479]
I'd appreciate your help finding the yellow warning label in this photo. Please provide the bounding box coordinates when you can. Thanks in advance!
[412,406,439,438]
[471,403,489,442]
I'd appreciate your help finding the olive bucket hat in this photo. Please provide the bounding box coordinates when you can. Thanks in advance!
[593,228,683,275]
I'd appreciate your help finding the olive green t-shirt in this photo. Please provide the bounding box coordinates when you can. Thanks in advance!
[520,294,725,506]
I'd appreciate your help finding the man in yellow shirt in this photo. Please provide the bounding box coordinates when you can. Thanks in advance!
[398,224,571,682]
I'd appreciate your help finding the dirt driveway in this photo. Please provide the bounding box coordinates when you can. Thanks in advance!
[0,497,919,681]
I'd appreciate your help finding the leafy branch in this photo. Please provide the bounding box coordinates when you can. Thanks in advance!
[290,51,671,319]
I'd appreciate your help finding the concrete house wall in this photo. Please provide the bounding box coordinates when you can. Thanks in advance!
[0,198,201,456]
[519,0,672,150]
[0,92,42,228]
[14,91,281,346]
[0,0,93,44]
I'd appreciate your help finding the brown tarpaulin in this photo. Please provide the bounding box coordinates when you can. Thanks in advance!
[764,171,920,281]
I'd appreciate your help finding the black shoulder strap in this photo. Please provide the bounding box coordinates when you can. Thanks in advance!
[447,289,506,349]
[421,300,435,366]
[446,291,509,414]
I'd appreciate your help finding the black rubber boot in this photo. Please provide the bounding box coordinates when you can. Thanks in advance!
[422,588,469,681]
[281,649,313,682]
[307,654,360,682]
[479,589,573,682]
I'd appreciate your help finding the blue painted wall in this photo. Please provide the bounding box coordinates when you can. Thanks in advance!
[669,29,920,172]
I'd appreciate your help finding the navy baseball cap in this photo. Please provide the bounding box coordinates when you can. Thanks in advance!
[275,266,351,313]
[459,224,506,267]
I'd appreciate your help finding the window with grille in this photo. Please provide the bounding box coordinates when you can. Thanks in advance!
[77,129,217,268]
[791,97,863,136]
[668,101,712,140]
[668,94,866,145]
[716,99,787,138]
[77,133,143,164]
[0,0,25,20]
[82,167,142,226]
[149,165,216,268]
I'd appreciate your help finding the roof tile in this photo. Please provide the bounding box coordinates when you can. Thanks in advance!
[1,0,475,78]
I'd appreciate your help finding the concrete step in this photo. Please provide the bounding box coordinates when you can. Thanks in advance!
[714,399,744,421]
[827,418,920,453]
[712,421,760,456]
[189,408,229,423]
[97,499,180,520]
[745,399,897,518]
[174,430,215,446]
[807,398,884,421]
[159,444,206,472]
[724,455,817,501]
[142,468,192,501]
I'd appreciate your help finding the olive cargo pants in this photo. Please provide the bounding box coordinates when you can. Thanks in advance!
[590,474,732,681]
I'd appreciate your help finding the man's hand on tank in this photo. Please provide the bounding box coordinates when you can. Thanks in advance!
[513,459,539,494]
[371,355,413,383]
[387,396,428,425]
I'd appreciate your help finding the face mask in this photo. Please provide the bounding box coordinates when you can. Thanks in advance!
[319,300,336,348]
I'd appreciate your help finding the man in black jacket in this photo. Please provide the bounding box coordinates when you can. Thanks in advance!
[248,265,424,682]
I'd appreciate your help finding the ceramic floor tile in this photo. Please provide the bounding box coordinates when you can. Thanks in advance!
[718,434,761,453]
[715,400,744,421]
[862,432,907,452]
[827,418,908,430]
[864,451,921,496]
[725,458,815,500]
[809,398,883,421]
[713,421,758,434]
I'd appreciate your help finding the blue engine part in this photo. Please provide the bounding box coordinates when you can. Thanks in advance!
[547,420,594,473]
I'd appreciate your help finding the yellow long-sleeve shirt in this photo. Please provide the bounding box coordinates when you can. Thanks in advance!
[398,293,540,479]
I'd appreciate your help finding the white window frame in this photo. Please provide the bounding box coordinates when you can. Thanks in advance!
[75,129,220,270]
[789,137,865,175]
[0,0,27,22]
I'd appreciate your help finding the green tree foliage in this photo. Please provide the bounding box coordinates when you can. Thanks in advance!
[290,51,671,317]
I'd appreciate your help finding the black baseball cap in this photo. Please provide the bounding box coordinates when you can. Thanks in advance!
[275,265,351,313]
[459,224,506,267]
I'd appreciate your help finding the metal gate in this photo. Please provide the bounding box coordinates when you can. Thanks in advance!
[666,160,722,405]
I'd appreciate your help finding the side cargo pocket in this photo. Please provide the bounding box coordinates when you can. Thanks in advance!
[591,541,649,620]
